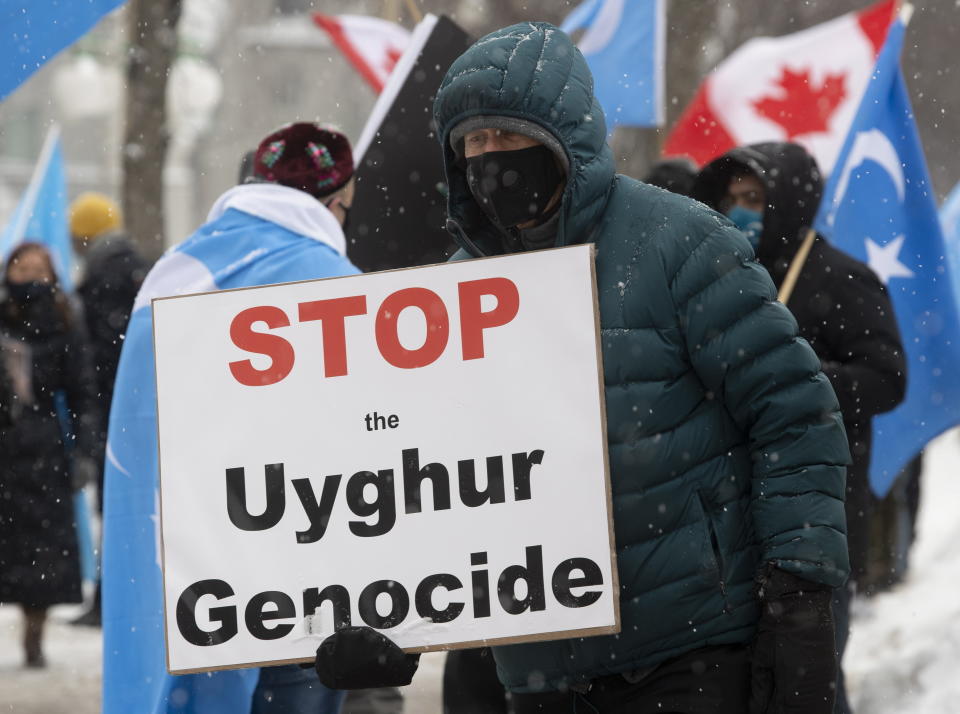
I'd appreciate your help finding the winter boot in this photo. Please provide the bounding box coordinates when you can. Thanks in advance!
[23,606,47,668]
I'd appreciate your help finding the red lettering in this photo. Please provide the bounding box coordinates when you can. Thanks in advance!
[458,278,520,360]
[228,306,295,387]
[298,296,368,377]
[375,288,449,369]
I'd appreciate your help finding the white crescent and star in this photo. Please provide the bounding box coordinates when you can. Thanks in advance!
[828,129,914,285]
[865,234,915,284]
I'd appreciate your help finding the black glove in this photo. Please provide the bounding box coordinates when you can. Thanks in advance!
[749,567,837,714]
[314,626,419,690]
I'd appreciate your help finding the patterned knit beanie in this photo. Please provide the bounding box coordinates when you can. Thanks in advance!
[252,123,354,199]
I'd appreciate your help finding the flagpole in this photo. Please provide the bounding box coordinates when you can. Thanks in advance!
[899,3,914,25]
[777,228,816,306]
[9,123,61,249]
[402,0,423,24]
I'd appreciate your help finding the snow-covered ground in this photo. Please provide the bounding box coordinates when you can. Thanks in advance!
[2,430,959,712]
[845,428,960,712]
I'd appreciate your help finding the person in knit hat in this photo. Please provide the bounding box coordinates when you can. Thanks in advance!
[249,122,356,230]
[67,192,148,628]
[100,123,354,714]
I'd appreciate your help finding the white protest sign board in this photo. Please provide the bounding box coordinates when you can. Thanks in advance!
[153,244,618,674]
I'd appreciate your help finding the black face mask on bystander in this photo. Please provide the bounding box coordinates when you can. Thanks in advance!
[466,145,563,228]
[6,281,56,307]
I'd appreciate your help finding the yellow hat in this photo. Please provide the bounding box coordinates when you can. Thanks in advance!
[69,192,122,239]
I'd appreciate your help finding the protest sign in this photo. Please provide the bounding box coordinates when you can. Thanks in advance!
[153,244,618,674]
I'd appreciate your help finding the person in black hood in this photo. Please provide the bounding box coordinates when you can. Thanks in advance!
[694,141,907,714]
[68,192,149,628]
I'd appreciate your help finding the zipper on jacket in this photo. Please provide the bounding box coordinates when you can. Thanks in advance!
[697,490,730,612]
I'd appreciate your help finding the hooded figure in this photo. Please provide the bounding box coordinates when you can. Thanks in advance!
[694,142,906,714]
[314,23,850,714]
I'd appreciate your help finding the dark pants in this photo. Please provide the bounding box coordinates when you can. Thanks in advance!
[443,648,509,713]
[833,583,853,714]
[251,664,345,714]
[510,645,750,714]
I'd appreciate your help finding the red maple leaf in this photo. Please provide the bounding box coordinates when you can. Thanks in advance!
[382,46,403,75]
[752,67,847,139]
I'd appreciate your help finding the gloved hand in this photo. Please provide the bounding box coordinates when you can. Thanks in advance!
[749,567,837,714]
[70,456,99,491]
[314,626,419,690]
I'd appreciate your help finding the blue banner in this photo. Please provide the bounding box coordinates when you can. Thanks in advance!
[0,126,74,289]
[561,0,665,128]
[0,0,125,100]
[815,16,960,496]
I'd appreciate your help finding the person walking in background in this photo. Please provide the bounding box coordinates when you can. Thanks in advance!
[0,242,99,667]
[68,191,148,628]
[694,142,907,714]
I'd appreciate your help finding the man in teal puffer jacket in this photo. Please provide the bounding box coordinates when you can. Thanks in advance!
[314,23,850,714]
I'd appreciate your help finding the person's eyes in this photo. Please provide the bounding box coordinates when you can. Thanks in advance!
[466,134,485,146]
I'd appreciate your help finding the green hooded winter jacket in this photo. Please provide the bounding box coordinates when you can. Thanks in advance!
[433,22,850,694]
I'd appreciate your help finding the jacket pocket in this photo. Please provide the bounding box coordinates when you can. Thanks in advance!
[697,490,730,611]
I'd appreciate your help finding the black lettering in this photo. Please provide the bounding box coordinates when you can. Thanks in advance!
[458,456,506,507]
[292,474,342,544]
[511,450,544,501]
[303,585,353,630]
[403,448,451,513]
[226,464,286,531]
[358,580,409,628]
[346,470,396,537]
[176,579,237,646]
[552,558,604,608]
[245,591,296,640]
[415,573,464,623]
[497,545,546,615]
[470,551,490,618]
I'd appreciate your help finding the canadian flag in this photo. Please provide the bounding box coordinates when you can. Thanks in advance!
[663,0,896,173]
[313,14,411,94]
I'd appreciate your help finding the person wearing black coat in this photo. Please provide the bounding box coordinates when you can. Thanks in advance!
[694,141,907,714]
[0,242,99,667]
[68,193,148,628]
[70,193,148,459]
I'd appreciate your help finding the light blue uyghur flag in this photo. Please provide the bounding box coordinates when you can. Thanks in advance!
[815,12,960,497]
[560,0,665,128]
[102,185,357,713]
[0,0,126,100]
[0,125,73,290]
[939,181,960,312]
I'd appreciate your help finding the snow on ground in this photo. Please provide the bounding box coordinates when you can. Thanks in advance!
[2,430,959,712]
[845,428,960,713]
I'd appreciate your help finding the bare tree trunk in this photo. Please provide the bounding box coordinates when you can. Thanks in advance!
[122,0,182,261]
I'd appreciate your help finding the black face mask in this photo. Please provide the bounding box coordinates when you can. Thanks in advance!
[6,281,56,306]
[466,145,563,228]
